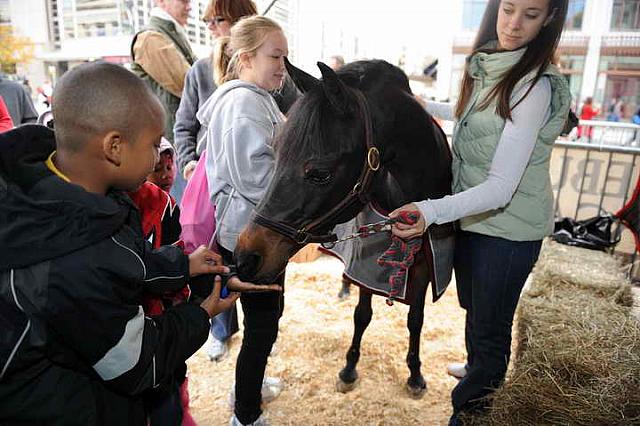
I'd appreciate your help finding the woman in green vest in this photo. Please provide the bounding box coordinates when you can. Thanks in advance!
[391,0,571,423]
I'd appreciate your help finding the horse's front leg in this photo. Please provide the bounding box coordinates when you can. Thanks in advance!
[336,289,372,393]
[406,283,428,398]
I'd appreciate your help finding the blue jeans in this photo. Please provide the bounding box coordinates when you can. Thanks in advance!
[170,170,187,205]
[210,304,239,341]
[451,231,541,414]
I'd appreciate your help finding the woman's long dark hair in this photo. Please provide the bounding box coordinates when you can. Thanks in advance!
[454,0,568,120]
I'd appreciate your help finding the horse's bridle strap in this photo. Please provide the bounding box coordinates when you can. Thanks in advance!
[253,212,338,245]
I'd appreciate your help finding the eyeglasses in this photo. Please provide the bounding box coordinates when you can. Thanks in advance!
[203,16,226,25]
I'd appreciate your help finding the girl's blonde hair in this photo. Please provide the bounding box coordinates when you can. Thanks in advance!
[213,16,283,86]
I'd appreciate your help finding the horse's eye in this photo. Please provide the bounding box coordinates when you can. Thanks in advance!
[304,168,332,185]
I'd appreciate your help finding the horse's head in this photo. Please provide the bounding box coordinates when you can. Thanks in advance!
[235,59,452,283]
[235,60,380,282]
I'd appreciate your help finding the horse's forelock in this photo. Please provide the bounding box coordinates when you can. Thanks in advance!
[276,88,360,166]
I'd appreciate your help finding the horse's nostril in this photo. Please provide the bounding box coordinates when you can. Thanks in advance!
[236,252,262,281]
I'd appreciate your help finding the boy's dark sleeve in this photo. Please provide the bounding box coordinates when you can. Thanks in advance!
[45,253,209,396]
[141,239,190,295]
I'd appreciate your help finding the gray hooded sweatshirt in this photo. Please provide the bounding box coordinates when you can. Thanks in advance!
[196,80,284,251]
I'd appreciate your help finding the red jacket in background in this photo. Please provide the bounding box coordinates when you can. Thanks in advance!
[580,104,599,121]
[0,96,14,133]
[129,181,189,316]
[578,104,599,138]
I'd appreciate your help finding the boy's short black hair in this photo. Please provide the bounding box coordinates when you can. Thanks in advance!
[52,61,164,152]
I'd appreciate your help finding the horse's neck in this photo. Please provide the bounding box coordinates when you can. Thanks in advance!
[371,170,409,213]
[361,84,451,214]
[370,114,450,212]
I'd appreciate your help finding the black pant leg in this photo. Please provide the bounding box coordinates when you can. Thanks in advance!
[454,231,475,368]
[146,381,183,426]
[233,269,285,425]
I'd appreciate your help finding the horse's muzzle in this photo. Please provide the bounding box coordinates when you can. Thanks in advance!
[235,222,298,283]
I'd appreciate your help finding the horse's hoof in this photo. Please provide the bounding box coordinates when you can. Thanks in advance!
[337,289,350,300]
[336,377,358,393]
[405,381,427,399]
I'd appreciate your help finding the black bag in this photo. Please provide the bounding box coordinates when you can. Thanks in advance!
[561,110,579,136]
[551,214,620,251]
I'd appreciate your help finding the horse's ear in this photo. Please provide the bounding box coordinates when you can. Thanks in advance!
[284,57,319,93]
[317,61,349,115]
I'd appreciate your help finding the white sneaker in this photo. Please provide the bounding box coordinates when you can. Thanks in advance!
[207,338,228,362]
[446,362,468,379]
[229,377,284,407]
[229,414,269,426]
[261,376,283,402]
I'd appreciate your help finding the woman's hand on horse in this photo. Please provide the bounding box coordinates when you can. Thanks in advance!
[226,276,283,293]
[390,203,427,240]
[188,246,231,277]
[200,276,240,317]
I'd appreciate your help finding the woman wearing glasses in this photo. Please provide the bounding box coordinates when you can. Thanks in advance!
[175,0,298,184]
[175,0,258,184]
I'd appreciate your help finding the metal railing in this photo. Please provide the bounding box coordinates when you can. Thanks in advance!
[601,32,640,47]
[566,120,640,147]
[552,139,640,219]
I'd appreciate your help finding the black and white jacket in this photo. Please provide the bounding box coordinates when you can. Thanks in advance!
[0,126,210,425]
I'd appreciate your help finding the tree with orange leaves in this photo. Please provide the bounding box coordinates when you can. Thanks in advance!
[0,25,34,74]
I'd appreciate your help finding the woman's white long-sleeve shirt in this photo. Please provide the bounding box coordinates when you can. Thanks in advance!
[418,78,552,228]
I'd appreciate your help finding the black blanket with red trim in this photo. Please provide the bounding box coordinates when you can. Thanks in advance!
[322,204,455,305]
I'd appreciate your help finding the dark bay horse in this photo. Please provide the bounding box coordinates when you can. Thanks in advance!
[235,58,453,397]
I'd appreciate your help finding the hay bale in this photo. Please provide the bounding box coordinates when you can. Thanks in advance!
[471,241,640,426]
[530,241,634,307]
[485,292,640,425]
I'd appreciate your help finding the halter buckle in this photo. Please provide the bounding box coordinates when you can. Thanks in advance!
[367,147,380,171]
[295,228,310,245]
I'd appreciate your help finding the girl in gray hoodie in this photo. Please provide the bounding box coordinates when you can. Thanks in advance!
[196,16,288,426]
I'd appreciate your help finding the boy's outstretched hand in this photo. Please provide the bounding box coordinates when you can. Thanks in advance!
[188,245,230,277]
[200,276,239,317]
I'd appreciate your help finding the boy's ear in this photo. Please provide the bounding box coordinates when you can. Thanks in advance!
[102,131,124,167]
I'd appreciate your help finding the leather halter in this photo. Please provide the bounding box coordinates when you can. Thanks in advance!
[253,89,381,245]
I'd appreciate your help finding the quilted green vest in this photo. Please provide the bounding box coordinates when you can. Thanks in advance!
[452,46,571,241]
[130,16,196,144]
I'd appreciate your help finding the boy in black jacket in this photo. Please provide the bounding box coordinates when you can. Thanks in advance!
[0,62,279,425]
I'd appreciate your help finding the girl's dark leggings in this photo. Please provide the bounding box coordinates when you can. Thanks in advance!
[218,245,285,425]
